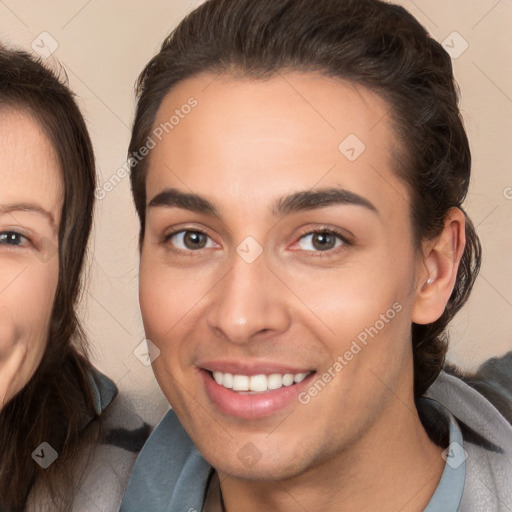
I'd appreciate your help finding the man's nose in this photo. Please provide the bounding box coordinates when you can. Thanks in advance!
[205,252,291,345]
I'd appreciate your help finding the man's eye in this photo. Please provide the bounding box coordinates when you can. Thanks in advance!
[0,231,28,247]
[167,230,217,251]
[297,231,345,252]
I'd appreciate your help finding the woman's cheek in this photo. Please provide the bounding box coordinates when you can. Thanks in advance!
[0,258,58,407]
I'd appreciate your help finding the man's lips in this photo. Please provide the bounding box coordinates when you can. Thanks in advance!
[196,361,317,419]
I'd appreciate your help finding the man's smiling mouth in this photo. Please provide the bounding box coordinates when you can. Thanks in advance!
[209,370,313,393]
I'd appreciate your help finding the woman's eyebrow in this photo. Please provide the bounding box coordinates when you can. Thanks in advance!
[273,188,379,216]
[0,203,56,227]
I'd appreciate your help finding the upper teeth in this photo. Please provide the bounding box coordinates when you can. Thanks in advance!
[212,371,310,392]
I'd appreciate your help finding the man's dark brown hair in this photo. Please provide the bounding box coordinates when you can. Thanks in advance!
[128,0,481,398]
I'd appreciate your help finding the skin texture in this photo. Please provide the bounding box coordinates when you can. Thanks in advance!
[140,72,465,511]
[0,109,62,409]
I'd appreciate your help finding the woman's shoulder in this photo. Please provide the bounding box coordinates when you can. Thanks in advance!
[73,367,154,512]
[73,394,152,511]
[26,366,157,512]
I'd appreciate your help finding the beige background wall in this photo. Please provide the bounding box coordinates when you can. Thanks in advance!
[1,0,511,425]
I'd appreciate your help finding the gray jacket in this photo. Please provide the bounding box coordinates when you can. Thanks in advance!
[426,363,512,511]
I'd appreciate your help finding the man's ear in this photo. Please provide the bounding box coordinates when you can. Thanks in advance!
[412,207,466,325]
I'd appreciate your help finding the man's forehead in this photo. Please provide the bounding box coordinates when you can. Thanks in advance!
[145,71,406,219]
[154,71,391,130]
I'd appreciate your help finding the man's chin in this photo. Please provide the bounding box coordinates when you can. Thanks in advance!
[197,439,316,483]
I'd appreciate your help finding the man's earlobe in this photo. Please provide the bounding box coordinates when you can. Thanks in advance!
[412,208,466,325]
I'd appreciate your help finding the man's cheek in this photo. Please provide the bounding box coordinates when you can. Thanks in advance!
[141,276,199,331]
[152,357,195,416]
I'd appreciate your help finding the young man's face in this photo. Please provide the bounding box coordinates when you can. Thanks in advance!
[140,72,428,480]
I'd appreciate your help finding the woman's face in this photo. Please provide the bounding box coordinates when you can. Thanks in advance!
[0,109,62,409]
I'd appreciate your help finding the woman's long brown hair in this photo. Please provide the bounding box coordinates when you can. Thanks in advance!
[0,47,98,511]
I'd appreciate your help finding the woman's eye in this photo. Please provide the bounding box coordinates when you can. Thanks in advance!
[0,231,28,247]
[297,231,345,252]
[167,230,217,251]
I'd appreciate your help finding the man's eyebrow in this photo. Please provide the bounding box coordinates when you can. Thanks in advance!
[273,188,379,216]
[148,188,219,216]
[0,203,56,227]
[147,187,378,218]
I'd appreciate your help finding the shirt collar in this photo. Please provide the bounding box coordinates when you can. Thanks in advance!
[87,365,118,415]
[421,397,466,512]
